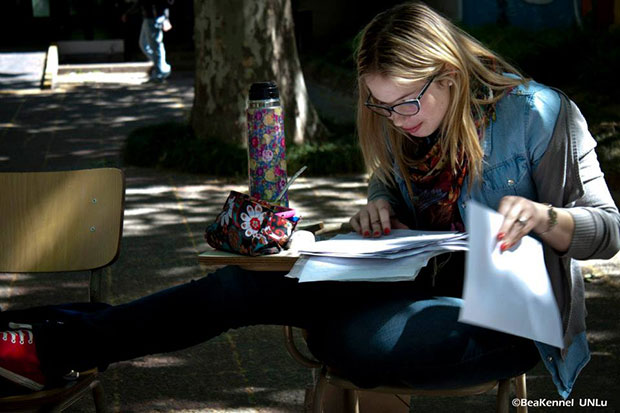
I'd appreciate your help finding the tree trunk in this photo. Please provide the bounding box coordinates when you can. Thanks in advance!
[192,0,325,145]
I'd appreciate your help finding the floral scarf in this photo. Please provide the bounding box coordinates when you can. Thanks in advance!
[406,81,498,232]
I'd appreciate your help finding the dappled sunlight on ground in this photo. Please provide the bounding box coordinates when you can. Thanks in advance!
[288,176,367,226]
[58,72,149,85]
[153,265,198,278]
[587,329,619,343]
[128,355,190,368]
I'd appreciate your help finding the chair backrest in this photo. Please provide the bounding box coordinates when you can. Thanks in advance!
[0,168,125,273]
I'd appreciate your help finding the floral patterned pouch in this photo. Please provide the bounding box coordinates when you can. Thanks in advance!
[205,191,299,256]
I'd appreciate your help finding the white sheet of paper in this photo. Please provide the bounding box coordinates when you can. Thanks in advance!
[299,240,468,259]
[287,250,438,283]
[299,229,466,256]
[459,201,564,348]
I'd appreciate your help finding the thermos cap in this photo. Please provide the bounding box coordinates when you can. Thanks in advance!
[249,81,280,101]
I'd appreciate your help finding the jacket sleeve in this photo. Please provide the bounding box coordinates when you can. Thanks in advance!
[368,173,399,203]
[534,94,620,260]
[367,173,416,228]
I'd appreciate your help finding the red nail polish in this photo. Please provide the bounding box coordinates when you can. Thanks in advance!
[384,228,391,235]
[374,231,380,237]
[497,232,505,240]
[364,231,370,237]
[500,242,510,252]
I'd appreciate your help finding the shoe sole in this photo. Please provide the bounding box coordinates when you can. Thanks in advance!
[0,366,44,391]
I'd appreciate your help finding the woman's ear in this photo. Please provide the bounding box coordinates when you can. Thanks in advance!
[439,77,455,88]
[441,65,458,88]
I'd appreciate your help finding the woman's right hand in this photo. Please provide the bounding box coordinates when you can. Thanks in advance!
[349,199,409,237]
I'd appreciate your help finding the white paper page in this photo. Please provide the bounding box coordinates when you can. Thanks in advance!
[287,250,439,283]
[371,242,468,259]
[459,201,564,348]
[299,240,468,259]
[299,229,465,256]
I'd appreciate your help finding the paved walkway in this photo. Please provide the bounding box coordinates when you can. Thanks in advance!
[0,56,619,412]
[0,52,47,90]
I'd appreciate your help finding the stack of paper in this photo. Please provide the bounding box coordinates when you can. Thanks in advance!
[285,203,563,348]
[287,229,467,283]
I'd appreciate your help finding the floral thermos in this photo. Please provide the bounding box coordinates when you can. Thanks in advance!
[246,81,288,206]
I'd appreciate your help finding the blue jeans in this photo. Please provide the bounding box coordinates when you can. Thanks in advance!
[139,16,171,80]
[2,254,539,388]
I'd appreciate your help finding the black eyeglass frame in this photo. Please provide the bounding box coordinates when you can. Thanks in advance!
[364,75,437,117]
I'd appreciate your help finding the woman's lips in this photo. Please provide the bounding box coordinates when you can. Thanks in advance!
[403,122,422,134]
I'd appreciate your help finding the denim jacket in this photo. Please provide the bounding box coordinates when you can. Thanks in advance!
[368,80,620,398]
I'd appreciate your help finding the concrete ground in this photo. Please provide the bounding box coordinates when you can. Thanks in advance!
[0,53,619,412]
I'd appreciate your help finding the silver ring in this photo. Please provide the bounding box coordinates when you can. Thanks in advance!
[517,216,529,225]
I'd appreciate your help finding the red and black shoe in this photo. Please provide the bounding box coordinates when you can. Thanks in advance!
[0,323,45,391]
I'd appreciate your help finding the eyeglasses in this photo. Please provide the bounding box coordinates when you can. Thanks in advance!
[364,75,436,117]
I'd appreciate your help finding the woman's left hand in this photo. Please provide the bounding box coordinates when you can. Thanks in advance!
[496,196,546,252]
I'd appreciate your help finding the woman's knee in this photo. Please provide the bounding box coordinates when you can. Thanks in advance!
[305,295,516,374]
[306,297,465,367]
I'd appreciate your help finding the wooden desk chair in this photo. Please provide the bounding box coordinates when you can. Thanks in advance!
[284,326,527,413]
[0,168,125,412]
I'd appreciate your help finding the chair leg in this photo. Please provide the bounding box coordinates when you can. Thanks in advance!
[343,389,359,413]
[514,374,527,413]
[313,374,329,413]
[496,379,510,413]
[90,380,108,413]
[89,268,108,303]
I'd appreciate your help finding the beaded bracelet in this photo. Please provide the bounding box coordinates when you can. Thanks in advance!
[539,203,558,234]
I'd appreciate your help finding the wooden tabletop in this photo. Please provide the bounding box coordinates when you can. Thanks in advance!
[198,248,299,271]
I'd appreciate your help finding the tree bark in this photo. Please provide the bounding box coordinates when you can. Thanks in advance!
[192,0,325,145]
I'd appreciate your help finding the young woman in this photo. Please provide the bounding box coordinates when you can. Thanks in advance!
[2,1,618,401]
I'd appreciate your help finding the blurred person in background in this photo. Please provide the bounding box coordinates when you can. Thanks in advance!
[122,0,174,82]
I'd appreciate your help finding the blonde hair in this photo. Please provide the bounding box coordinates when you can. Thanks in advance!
[356,1,526,198]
